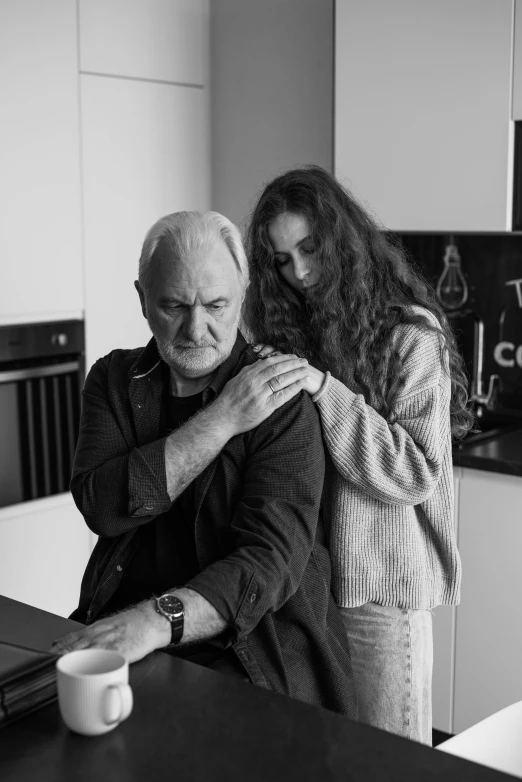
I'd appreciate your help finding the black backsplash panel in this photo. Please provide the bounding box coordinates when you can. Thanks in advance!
[394,233,522,419]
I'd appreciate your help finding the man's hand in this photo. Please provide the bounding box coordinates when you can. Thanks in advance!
[50,601,171,664]
[211,353,309,438]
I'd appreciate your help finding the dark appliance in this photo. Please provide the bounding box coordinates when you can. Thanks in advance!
[0,321,84,509]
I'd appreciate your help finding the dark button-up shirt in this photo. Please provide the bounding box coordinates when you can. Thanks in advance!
[70,333,356,717]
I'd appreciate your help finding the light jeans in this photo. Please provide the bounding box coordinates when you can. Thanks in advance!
[339,602,433,745]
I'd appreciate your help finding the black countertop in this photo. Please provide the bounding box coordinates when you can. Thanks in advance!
[453,427,522,477]
[0,595,516,782]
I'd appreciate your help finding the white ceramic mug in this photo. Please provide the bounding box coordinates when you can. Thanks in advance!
[56,649,133,736]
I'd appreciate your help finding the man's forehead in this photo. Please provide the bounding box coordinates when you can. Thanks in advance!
[147,238,240,297]
[153,237,236,276]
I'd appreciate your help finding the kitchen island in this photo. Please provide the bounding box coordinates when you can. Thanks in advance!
[0,594,515,781]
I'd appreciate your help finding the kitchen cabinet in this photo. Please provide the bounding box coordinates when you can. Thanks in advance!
[80,74,210,370]
[0,493,94,619]
[0,0,83,325]
[335,0,513,232]
[453,467,522,732]
[79,0,209,86]
[431,467,461,734]
[512,0,522,120]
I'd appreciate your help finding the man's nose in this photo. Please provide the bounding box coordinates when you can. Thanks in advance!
[184,306,207,342]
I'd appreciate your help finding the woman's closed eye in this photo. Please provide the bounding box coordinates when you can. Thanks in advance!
[300,243,316,257]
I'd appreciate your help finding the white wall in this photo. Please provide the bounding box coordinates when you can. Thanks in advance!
[210,0,334,230]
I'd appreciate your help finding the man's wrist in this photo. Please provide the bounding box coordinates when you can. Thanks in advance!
[201,399,237,442]
[137,599,172,649]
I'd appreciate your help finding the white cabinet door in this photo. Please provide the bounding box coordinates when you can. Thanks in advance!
[513,0,522,119]
[80,75,210,370]
[432,466,461,733]
[453,468,522,733]
[0,0,83,325]
[0,494,94,619]
[335,0,513,232]
[79,0,209,86]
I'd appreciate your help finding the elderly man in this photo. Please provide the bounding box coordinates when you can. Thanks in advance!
[53,211,356,717]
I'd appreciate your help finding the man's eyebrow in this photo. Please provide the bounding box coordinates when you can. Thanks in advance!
[158,295,229,305]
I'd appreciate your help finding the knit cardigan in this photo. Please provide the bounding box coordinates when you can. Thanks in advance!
[312,309,461,609]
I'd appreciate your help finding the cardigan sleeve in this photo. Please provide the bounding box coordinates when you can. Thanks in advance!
[313,322,451,506]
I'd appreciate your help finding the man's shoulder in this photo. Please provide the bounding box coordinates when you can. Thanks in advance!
[85,345,147,392]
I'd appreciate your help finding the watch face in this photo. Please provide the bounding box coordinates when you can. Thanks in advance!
[158,594,183,619]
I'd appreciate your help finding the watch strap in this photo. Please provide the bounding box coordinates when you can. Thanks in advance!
[154,594,184,646]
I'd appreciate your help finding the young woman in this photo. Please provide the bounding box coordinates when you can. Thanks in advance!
[242,165,473,744]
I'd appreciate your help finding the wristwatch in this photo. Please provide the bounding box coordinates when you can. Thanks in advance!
[154,593,184,645]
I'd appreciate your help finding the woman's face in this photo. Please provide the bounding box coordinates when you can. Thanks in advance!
[267,212,320,293]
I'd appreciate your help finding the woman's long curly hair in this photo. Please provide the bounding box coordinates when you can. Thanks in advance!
[244,165,473,439]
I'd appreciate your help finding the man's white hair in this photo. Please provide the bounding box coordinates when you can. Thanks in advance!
[138,210,249,290]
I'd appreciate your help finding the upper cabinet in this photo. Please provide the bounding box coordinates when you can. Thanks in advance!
[79,0,209,86]
[512,0,522,120]
[80,74,210,368]
[0,0,83,324]
[335,0,513,232]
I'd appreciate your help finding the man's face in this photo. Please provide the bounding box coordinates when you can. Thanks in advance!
[136,238,243,379]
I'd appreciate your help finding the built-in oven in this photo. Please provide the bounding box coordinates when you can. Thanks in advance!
[0,321,85,509]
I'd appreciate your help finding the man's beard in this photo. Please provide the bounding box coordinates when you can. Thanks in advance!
[151,314,240,378]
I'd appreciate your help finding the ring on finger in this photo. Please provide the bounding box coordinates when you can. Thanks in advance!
[267,378,277,393]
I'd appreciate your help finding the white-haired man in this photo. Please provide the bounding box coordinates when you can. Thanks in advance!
[52,211,356,717]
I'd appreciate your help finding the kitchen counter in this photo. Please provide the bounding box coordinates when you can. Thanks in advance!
[0,595,515,782]
[453,428,522,477]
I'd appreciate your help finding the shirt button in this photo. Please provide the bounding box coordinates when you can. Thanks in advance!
[86,609,92,618]
[116,565,122,572]
[248,592,256,603]
[145,504,154,511]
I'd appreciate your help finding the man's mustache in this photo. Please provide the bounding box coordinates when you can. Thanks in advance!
[170,341,217,349]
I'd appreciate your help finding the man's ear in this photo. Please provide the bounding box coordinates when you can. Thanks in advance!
[134,280,147,320]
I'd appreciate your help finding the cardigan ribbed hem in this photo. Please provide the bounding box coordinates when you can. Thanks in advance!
[332,575,461,610]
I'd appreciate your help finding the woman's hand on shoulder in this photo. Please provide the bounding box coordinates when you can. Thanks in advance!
[302,364,326,397]
[252,344,325,397]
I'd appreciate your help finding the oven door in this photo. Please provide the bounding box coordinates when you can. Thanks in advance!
[0,361,80,508]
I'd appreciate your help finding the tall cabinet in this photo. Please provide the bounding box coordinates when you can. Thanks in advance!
[78,0,211,371]
[0,0,211,618]
[0,0,83,325]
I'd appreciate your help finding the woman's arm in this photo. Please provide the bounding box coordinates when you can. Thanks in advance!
[254,324,450,506]
[313,324,450,505]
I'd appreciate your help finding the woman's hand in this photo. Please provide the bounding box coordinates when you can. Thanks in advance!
[211,353,310,437]
[253,344,325,398]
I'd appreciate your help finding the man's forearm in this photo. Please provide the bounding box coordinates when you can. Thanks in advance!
[164,402,234,502]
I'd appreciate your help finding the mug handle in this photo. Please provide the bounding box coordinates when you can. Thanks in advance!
[103,683,134,725]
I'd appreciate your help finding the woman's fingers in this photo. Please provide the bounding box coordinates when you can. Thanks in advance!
[252,343,278,359]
